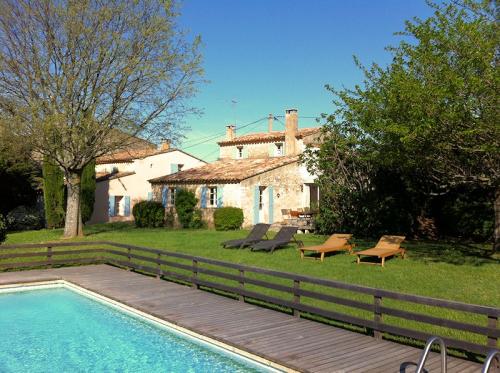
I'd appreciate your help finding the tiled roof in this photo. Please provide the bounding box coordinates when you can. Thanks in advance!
[149,156,299,184]
[96,171,135,182]
[218,127,321,146]
[96,148,175,164]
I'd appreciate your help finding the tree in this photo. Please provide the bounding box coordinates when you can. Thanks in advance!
[0,0,203,237]
[81,160,96,223]
[42,159,65,228]
[305,0,499,248]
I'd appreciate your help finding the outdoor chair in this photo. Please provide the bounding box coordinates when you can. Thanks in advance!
[250,226,303,253]
[221,223,271,249]
[355,235,406,267]
[299,234,354,262]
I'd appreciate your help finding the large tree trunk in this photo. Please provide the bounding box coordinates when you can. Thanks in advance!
[494,188,500,253]
[63,171,84,238]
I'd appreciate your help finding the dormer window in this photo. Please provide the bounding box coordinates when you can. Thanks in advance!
[237,146,244,159]
[275,143,284,156]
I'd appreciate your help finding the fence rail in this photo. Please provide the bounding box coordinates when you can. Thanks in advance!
[1,241,498,355]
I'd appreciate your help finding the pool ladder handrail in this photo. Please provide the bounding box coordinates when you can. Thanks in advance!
[416,336,447,373]
[482,349,500,373]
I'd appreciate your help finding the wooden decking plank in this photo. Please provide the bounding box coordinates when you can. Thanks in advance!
[0,265,482,373]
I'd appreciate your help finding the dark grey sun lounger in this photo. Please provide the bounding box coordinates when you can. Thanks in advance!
[250,226,303,253]
[221,223,271,249]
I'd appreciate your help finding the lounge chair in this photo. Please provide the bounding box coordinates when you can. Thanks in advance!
[250,226,303,253]
[355,235,406,267]
[221,223,270,249]
[299,234,354,262]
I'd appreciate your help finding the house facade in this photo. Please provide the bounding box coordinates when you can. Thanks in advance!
[149,109,321,228]
[89,142,206,223]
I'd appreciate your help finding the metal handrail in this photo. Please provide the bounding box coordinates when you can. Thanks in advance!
[416,336,447,373]
[482,349,500,373]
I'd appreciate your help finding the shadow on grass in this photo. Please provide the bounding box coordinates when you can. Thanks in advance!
[398,240,497,266]
[84,222,135,236]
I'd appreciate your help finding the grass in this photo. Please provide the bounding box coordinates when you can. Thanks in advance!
[3,223,500,357]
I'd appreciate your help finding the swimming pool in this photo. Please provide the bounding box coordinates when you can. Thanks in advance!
[0,283,280,372]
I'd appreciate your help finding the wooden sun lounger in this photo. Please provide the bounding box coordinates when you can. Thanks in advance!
[299,234,354,262]
[355,235,406,267]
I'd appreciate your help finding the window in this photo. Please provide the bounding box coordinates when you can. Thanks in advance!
[275,143,283,156]
[258,187,265,210]
[237,146,243,159]
[177,164,184,172]
[114,196,123,216]
[169,187,176,206]
[209,187,217,207]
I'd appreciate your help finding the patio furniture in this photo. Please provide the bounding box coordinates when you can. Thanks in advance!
[221,223,271,249]
[355,235,406,267]
[250,226,303,253]
[299,234,354,262]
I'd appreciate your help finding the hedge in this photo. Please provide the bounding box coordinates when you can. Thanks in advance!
[132,201,164,228]
[214,207,244,231]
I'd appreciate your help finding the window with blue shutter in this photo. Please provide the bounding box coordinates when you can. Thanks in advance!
[253,186,260,224]
[200,186,207,208]
[268,186,274,224]
[170,163,178,174]
[217,186,224,208]
[108,196,115,217]
[124,196,131,216]
[161,186,168,207]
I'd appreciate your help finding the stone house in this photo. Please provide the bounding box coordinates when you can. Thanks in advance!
[89,142,206,223]
[149,109,321,227]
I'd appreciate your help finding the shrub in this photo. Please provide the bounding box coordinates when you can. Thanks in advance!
[189,208,205,229]
[0,214,6,243]
[214,207,244,231]
[42,159,65,228]
[81,160,96,223]
[6,205,44,231]
[132,201,164,228]
[175,189,200,228]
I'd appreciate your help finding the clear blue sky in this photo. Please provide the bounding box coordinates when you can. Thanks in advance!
[178,0,435,161]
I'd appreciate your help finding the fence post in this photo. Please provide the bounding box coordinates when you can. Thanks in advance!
[293,279,300,317]
[238,269,245,302]
[156,252,161,279]
[487,315,498,349]
[47,246,52,268]
[127,247,131,270]
[192,259,199,289]
[374,294,383,339]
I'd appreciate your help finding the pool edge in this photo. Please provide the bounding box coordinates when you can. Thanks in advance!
[0,280,298,373]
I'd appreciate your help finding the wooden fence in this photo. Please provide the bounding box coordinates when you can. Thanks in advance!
[1,241,498,356]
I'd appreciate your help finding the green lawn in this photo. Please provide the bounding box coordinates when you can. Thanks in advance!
[4,222,499,307]
[3,223,499,355]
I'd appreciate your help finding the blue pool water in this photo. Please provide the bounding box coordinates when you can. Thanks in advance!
[0,287,271,372]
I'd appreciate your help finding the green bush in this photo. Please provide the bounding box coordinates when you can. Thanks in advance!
[175,189,200,228]
[132,201,164,228]
[189,208,205,229]
[0,214,6,243]
[214,207,244,231]
[81,160,96,223]
[6,205,44,231]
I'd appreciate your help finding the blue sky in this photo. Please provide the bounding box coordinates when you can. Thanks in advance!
[178,0,435,161]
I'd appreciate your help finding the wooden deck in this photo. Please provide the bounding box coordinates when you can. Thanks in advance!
[0,265,482,373]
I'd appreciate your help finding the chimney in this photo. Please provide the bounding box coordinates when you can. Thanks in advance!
[225,124,236,141]
[268,113,274,132]
[160,140,170,151]
[284,108,298,155]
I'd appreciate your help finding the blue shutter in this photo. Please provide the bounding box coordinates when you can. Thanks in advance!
[200,187,207,208]
[268,186,274,224]
[170,163,178,174]
[161,186,168,207]
[253,186,260,224]
[217,186,224,208]
[108,196,115,217]
[124,196,131,217]
[147,192,153,201]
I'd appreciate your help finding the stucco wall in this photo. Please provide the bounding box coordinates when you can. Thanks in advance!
[152,161,317,228]
[219,138,311,160]
[89,150,206,224]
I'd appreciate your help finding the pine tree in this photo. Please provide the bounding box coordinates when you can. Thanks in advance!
[81,161,96,223]
[42,160,65,228]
